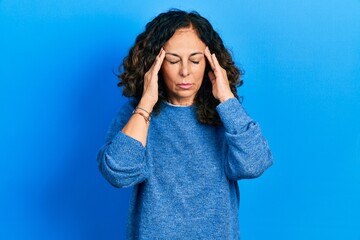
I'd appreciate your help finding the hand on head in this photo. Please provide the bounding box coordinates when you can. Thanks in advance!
[205,47,235,103]
[140,48,166,112]
[140,46,234,112]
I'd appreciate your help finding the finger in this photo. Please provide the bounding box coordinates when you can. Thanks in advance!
[204,46,215,70]
[211,53,229,84]
[211,53,222,72]
[146,48,164,74]
[152,48,165,73]
[208,71,216,85]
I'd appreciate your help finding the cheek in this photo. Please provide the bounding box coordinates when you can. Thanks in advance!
[193,63,206,81]
[161,65,178,88]
[161,64,177,80]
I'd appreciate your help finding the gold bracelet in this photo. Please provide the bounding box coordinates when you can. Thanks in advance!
[132,110,151,124]
[136,106,151,115]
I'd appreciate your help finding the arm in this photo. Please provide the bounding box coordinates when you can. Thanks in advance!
[217,98,273,180]
[96,101,149,188]
[97,49,166,188]
[205,47,272,180]
[121,48,165,146]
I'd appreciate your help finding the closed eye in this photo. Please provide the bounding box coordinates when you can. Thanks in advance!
[166,59,180,64]
[190,56,203,65]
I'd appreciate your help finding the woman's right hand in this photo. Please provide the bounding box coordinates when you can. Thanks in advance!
[139,48,166,112]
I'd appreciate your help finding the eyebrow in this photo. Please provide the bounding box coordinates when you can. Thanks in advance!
[165,52,204,58]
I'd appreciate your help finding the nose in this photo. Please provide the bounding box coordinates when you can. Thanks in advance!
[180,62,190,77]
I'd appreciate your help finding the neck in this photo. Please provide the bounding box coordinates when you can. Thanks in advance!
[166,92,196,106]
[167,98,194,106]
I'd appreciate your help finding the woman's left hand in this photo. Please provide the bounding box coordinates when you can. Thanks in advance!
[205,47,235,103]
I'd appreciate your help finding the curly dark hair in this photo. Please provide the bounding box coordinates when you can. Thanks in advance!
[118,9,244,125]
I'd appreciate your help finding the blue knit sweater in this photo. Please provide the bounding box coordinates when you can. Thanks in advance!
[97,98,272,239]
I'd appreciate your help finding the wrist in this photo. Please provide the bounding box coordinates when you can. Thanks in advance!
[138,98,155,113]
[132,110,151,124]
[218,93,235,103]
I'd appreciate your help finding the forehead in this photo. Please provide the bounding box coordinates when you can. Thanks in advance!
[164,28,206,52]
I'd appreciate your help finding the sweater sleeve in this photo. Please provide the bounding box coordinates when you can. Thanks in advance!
[216,98,273,180]
[96,100,149,188]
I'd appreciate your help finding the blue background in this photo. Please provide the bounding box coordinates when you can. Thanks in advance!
[1,0,359,239]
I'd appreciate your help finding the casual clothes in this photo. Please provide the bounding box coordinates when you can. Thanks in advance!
[97,98,273,239]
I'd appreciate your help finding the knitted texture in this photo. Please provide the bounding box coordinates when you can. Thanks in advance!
[97,98,273,239]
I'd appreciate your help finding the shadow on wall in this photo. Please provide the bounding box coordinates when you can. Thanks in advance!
[42,40,132,239]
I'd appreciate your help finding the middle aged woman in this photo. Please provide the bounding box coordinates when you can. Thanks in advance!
[97,9,273,239]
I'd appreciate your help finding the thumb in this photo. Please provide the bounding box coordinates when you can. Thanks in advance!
[208,71,216,85]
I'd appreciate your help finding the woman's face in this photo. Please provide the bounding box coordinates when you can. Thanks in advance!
[161,27,207,106]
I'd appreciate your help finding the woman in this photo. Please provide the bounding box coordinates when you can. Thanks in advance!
[97,9,273,239]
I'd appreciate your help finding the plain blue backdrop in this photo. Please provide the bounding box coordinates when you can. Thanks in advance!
[1,0,359,239]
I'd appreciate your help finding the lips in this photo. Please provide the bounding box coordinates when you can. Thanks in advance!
[177,83,193,89]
